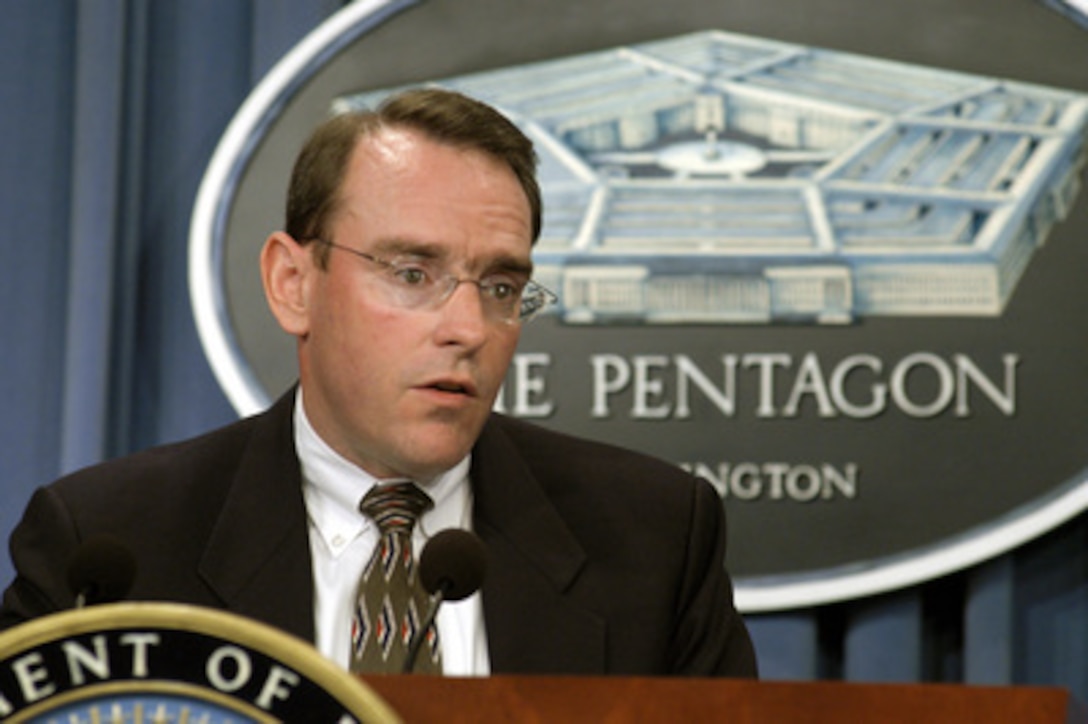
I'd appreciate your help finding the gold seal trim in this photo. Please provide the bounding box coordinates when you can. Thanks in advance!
[0,602,401,723]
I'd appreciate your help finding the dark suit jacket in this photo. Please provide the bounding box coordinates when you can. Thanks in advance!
[0,391,756,677]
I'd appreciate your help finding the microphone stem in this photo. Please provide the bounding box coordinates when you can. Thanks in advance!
[403,588,446,674]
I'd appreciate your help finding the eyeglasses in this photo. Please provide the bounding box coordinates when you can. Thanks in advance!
[312,239,556,324]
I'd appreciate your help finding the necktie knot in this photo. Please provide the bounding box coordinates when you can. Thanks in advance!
[360,482,433,537]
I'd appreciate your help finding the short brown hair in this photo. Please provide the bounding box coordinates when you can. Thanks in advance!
[284,88,541,265]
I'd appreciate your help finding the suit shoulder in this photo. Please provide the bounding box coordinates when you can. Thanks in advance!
[51,413,262,496]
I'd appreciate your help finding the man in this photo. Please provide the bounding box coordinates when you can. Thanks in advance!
[1,89,757,677]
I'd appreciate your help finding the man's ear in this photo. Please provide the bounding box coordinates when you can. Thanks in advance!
[261,232,313,337]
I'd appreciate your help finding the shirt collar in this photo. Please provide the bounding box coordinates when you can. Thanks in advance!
[294,388,471,553]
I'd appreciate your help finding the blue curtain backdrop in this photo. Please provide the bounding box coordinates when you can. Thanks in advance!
[2,0,1086,704]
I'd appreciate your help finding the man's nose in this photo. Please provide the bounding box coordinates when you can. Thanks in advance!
[432,281,490,347]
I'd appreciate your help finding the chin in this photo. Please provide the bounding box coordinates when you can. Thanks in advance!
[400,444,472,479]
[394,420,482,473]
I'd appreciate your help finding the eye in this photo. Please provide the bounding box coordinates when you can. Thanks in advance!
[483,276,524,301]
[390,263,431,287]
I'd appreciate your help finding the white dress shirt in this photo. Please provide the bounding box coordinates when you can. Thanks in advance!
[294,390,490,675]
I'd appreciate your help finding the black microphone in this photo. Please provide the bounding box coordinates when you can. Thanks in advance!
[402,529,487,673]
[66,535,137,608]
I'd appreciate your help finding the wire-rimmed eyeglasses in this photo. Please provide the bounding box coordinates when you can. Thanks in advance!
[311,239,557,324]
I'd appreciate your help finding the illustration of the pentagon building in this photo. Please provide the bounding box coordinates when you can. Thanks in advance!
[337,30,1088,325]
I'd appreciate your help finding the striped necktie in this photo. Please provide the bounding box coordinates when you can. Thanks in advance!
[350,482,441,674]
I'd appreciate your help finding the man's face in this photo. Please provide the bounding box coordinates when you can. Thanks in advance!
[287,127,532,481]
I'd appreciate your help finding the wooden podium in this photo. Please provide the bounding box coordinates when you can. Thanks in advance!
[363,675,1086,723]
[1,604,1081,722]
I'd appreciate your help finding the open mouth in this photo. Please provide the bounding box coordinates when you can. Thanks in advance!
[426,379,475,397]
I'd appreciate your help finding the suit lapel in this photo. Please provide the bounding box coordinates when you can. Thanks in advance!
[471,416,606,673]
[197,391,315,642]
[190,399,607,664]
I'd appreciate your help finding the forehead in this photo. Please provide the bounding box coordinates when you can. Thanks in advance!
[348,125,509,186]
[336,126,533,257]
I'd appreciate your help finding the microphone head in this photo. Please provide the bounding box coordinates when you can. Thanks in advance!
[418,529,486,601]
[66,535,137,605]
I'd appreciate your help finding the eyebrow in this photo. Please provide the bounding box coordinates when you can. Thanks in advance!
[369,238,442,259]
[371,237,534,276]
